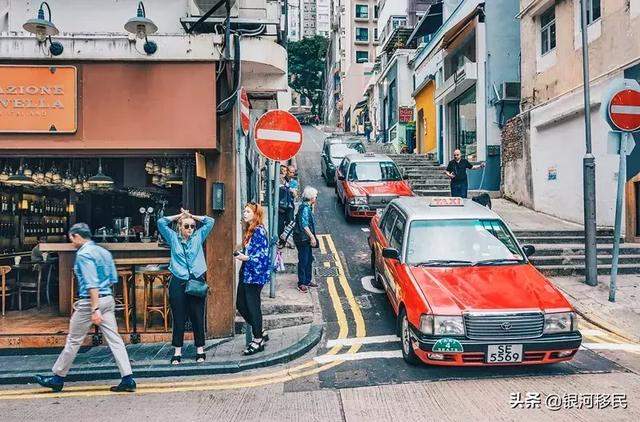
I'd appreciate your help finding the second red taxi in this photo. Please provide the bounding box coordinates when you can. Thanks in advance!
[368,196,582,366]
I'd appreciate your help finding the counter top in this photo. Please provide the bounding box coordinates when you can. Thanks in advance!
[40,242,169,252]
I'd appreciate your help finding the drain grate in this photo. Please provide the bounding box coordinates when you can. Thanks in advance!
[313,267,339,277]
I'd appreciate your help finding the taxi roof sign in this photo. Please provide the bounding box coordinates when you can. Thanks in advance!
[429,197,464,207]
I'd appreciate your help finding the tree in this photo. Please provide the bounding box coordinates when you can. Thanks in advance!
[287,36,328,119]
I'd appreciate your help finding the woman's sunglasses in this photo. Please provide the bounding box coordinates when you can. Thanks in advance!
[183,224,196,229]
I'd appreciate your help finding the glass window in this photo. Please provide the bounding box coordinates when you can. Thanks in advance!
[338,159,349,177]
[587,0,601,24]
[355,51,369,63]
[355,4,368,19]
[355,27,369,42]
[381,207,398,239]
[405,219,525,266]
[451,87,477,162]
[389,80,398,124]
[374,5,379,19]
[390,214,406,251]
[347,161,402,182]
[540,7,556,55]
[329,142,366,159]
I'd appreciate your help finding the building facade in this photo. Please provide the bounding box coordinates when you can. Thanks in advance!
[504,0,640,234]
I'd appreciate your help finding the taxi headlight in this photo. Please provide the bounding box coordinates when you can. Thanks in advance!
[419,314,433,335]
[349,196,367,205]
[543,312,576,334]
[434,316,465,336]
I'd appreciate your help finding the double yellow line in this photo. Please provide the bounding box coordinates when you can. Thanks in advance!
[0,234,366,400]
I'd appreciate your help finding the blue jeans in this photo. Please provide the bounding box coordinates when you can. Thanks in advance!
[451,180,468,198]
[296,243,314,286]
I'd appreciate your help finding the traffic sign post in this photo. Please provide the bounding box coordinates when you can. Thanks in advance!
[603,80,640,302]
[254,110,304,298]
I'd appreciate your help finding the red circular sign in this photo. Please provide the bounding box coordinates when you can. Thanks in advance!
[254,110,303,161]
[239,88,250,136]
[609,89,640,132]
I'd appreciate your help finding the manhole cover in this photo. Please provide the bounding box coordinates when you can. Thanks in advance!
[314,267,339,277]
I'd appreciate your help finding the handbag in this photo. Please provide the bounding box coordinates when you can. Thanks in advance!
[180,243,209,298]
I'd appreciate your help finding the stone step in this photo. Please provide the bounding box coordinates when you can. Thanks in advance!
[414,189,490,197]
[512,229,614,237]
[234,312,314,334]
[527,244,640,256]
[517,236,617,245]
[530,254,640,266]
[535,263,640,276]
[409,183,452,190]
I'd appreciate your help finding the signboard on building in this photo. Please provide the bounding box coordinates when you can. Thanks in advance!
[399,107,414,123]
[0,65,77,133]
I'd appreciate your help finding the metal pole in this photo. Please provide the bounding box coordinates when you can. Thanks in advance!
[580,0,598,286]
[269,162,281,298]
[610,132,628,302]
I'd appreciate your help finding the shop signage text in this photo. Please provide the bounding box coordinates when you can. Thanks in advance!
[0,66,77,133]
[399,107,414,123]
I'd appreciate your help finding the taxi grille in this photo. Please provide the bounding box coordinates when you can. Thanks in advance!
[464,312,544,340]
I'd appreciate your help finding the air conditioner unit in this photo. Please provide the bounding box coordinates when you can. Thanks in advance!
[499,82,521,101]
[193,0,239,17]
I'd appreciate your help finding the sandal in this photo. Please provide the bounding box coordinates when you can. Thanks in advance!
[170,355,181,365]
[262,332,270,342]
[195,353,206,363]
[243,339,265,356]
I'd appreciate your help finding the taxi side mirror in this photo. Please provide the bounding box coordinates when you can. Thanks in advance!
[337,174,346,181]
[522,245,536,257]
[382,247,400,260]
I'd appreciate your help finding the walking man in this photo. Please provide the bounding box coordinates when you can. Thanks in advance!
[35,223,136,393]
[444,149,485,198]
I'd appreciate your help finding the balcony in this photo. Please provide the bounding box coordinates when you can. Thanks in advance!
[435,59,477,101]
[379,15,408,49]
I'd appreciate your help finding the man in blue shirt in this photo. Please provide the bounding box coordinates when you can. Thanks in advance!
[293,187,318,292]
[35,223,135,393]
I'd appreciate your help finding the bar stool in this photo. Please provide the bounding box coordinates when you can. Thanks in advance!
[141,269,171,331]
[0,266,16,316]
[114,267,134,332]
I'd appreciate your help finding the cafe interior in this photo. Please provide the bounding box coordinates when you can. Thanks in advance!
[0,155,194,347]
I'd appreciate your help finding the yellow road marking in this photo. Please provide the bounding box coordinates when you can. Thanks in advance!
[318,235,327,254]
[1,234,365,400]
[324,261,330,268]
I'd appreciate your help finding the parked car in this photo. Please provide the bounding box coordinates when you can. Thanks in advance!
[320,137,366,186]
[335,153,413,220]
[368,196,582,366]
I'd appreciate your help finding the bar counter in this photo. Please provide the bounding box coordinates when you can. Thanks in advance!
[41,242,170,316]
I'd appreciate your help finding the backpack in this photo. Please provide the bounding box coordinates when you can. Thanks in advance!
[292,205,311,245]
[278,185,293,211]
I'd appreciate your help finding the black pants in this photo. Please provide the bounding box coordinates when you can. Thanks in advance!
[236,281,264,338]
[450,180,469,198]
[278,207,294,238]
[296,242,314,286]
[169,277,206,348]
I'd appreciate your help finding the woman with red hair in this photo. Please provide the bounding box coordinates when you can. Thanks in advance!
[234,202,270,355]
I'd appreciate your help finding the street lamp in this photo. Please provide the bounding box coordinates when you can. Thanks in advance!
[22,2,64,56]
[124,2,158,55]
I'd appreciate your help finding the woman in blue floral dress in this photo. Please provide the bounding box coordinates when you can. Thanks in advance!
[234,202,270,355]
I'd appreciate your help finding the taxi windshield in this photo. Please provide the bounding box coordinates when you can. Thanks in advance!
[406,219,526,266]
[347,161,402,182]
[330,143,365,158]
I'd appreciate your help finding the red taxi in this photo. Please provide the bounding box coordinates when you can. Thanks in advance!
[335,153,414,220]
[368,196,582,366]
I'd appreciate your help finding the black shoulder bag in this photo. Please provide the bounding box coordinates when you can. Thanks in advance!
[180,243,209,298]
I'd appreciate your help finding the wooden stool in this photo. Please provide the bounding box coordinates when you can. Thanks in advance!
[142,270,171,331]
[0,266,16,316]
[114,268,134,332]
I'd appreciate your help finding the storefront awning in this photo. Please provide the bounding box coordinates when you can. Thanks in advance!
[406,2,444,46]
[441,4,484,49]
[354,99,367,112]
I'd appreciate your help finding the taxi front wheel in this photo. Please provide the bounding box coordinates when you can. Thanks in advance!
[399,308,420,366]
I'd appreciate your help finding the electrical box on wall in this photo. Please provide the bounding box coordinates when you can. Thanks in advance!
[212,182,225,211]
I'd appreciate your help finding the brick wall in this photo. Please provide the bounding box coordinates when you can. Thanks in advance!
[501,112,534,207]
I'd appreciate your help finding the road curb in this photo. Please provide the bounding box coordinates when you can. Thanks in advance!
[556,286,639,343]
[0,324,323,386]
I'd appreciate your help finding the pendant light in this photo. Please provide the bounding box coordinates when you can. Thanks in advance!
[6,158,35,186]
[88,158,114,185]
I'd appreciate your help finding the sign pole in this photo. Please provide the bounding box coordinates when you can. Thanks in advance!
[269,161,281,298]
[610,132,630,302]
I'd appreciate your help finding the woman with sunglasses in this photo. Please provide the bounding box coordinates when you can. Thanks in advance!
[157,208,215,364]
[234,202,270,355]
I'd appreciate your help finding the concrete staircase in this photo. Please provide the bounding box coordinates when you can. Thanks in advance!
[387,154,490,197]
[513,229,640,276]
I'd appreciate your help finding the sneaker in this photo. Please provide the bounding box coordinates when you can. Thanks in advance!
[307,282,318,288]
[110,378,137,393]
[34,375,64,392]
[297,285,309,293]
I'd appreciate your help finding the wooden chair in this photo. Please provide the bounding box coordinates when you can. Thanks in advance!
[114,267,134,332]
[18,262,45,310]
[141,269,171,331]
[0,266,16,316]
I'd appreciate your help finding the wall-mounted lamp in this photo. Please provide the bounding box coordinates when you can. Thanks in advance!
[67,203,75,214]
[124,2,158,55]
[20,199,29,210]
[22,2,64,56]
[212,182,225,211]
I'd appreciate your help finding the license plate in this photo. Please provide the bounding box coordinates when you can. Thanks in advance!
[486,344,523,363]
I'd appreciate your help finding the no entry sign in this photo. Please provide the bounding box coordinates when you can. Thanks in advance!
[239,88,250,136]
[608,89,640,132]
[254,110,303,161]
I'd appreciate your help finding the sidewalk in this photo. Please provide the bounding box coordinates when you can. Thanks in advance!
[0,264,323,385]
[493,198,640,343]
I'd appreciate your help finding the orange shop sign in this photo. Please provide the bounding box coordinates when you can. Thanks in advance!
[0,65,77,133]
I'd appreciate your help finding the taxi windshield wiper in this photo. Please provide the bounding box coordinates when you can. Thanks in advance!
[472,258,523,266]
[416,259,473,267]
